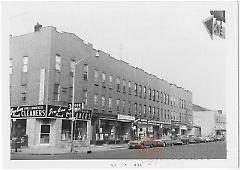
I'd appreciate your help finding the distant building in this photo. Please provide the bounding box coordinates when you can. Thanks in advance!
[10,24,193,148]
[192,105,226,136]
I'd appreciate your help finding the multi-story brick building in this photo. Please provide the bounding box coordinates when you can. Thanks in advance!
[10,23,193,148]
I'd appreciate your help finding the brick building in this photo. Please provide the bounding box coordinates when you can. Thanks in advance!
[10,24,193,147]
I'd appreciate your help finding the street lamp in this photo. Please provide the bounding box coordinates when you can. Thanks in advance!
[70,51,99,152]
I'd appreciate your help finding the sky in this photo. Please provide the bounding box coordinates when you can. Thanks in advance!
[2,1,232,113]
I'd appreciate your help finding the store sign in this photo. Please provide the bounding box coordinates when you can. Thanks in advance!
[11,105,46,118]
[47,105,92,120]
[67,103,84,111]
[117,114,135,121]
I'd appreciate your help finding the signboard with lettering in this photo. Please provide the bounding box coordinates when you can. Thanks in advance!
[47,105,92,120]
[67,103,84,111]
[11,105,46,118]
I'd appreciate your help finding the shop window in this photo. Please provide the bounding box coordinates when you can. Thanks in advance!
[40,124,50,144]
[11,119,26,138]
[54,83,60,101]
[109,97,112,111]
[61,120,71,141]
[22,56,28,72]
[74,121,87,141]
[83,64,88,80]
[109,75,113,89]
[55,54,61,72]
[117,78,120,92]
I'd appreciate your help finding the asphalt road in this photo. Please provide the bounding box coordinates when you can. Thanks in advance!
[11,141,226,160]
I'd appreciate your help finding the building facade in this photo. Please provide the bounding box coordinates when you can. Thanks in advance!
[192,109,226,137]
[10,24,193,148]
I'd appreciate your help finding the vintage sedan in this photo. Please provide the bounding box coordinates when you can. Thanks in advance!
[188,135,198,144]
[158,136,174,147]
[128,138,157,149]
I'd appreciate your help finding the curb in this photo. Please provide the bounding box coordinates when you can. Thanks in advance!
[11,147,129,156]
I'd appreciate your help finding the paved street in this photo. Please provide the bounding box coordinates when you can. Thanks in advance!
[11,141,226,160]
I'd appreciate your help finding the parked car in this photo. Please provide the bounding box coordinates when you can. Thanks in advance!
[158,136,174,147]
[215,135,225,141]
[128,137,157,149]
[205,136,212,142]
[172,135,189,145]
[199,136,208,143]
[188,135,198,144]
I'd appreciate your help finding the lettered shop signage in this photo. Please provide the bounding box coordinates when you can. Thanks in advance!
[11,105,46,118]
[47,105,92,120]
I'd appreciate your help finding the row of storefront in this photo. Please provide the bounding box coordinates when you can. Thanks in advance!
[10,104,192,148]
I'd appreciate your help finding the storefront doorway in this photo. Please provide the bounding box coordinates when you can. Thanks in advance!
[40,124,50,144]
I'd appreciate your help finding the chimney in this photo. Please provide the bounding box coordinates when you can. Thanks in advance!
[34,22,42,32]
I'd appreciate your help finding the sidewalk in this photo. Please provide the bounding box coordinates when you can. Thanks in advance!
[10,143,128,155]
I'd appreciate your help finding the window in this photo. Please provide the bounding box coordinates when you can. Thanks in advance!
[143,86,146,99]
[134,83,138,96]
[123,79,126,93]
[94,94,98,109]
[149,88,151,100]
[109,75,113,89]
[117,99,120,112]
[161,108,163,119]
[70,60,75,77]
[156,107,159,119]
[144,105,146,117]
[163,93,166,104]
[134,103,137,115]
[109,97,112,111]
[164,110,167,119]
[152,107,155,118]
[54,84,60,101]
[22,56,28,72]
[149,106,151,117]
[156,91,159,102]
[10,58,13,74]
[94,70,99,84]
[161,92,163,103]
[153,90,155,101]
[139,85,142,98]
[128,81,131,94]
[101,96,106,110]
[128,101,131,114]
[83,64,88,80]
[69,87,73,102]
[139,104,142,116]
[102,72,106,87]
[55,55,61,72]
[117,78,120,92]
[21,84,27,102]
[167,95,170,105]
[83,89,88,106]
[123,100,126,113]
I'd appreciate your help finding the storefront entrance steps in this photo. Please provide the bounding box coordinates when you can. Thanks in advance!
[10,144,128,155]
